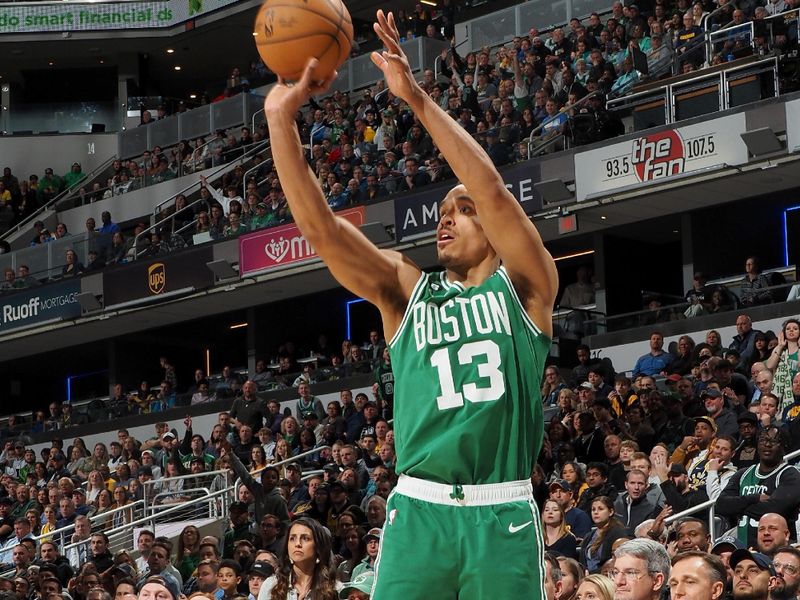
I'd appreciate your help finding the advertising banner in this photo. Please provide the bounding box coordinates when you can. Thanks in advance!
[393,161,543,242]
[0,280,81,333]
[102,246,214,306]
[239,208,366,276]
[573,113,749,201]
[0,0,240,34]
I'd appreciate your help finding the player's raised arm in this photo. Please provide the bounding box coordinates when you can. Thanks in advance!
[263,61,421,333]
[370,11,558,334]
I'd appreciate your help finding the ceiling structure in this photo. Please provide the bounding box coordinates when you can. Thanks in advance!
[0,0,429,101]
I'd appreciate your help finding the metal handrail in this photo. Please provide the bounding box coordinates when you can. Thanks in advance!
[141,468,229,508]
[251,108,266,134]
[31,498,146,548]
[60,485,233,555]
[663,447,800,540]
[241,144,272,189]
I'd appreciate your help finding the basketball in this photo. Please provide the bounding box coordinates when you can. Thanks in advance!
[253,0,353,82]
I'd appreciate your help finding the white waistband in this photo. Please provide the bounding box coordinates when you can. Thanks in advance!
[395,474,533,507]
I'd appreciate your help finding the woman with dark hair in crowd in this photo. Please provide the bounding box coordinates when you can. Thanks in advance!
[334,525,366,584]
[297,428,320,468]
[250,446,268,473]
[62,249,84,278]
[517,107,537,140]
[579,496,628,573]
[542,499,579,558]
[562,461,588,504]
[753,331,771,363]
[557,556,585,600]
[669,335,696,375]
[92,489,114,530]
[175,525,201,581]
[304,483,331,524]
[259,517,339,600]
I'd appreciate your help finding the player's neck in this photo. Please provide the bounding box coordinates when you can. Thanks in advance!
[444,256,501,288]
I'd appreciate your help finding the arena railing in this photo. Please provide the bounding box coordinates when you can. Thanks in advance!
[140,468,231,512]
[118,92,265,161]
[1,154,117,246]
[663,446,800,540]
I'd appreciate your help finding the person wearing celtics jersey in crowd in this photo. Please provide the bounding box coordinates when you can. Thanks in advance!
[717,425,800,548]
[263,9,558,599]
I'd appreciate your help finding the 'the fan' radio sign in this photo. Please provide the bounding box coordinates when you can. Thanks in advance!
[574,113,748,202]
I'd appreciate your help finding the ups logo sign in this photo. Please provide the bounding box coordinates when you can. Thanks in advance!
[148,263,166,295]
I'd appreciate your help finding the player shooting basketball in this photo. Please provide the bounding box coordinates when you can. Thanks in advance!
[264,9,558,598]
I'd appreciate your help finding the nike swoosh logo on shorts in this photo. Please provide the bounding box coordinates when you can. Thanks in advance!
[508,520,533,534]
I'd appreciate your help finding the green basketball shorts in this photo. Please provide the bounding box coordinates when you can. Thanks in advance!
[370,475,547,599]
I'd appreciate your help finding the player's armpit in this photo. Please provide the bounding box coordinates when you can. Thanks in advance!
[470,183,558,337]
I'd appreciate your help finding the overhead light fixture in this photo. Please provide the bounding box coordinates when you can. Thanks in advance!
[600,215,607,220]
[740,127,782,157]
[166,48,175,53]
[174,65,182,71]
[189,94,197,99]
[420,0,438,5]
[206,259,238,281]
[229,322,248,330]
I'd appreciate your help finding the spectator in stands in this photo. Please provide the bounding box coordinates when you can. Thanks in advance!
[633,332,673,376]
[62,249,84,278]
[259,517,337,599]
[741,257,773,307]
[703,388,738,437]
[756,513,790,557]
[98,211,120,235]
[771,546,800,600]
[718,425,800,547]
[579,496,627,573]
[88,532,113,572]
[230,381,267,433]
[223,444,289,530]
[611,539,669,600]
[668,551,727,600]
[614,470,654,535]
[542,499,579,559]
[730,549,774,600]
[766,319,800,411]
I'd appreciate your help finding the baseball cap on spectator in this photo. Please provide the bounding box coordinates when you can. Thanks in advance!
[72,488,86,498]
[665,374,682,382]
[139,466,153,477]
[141,450,154,458]
[737,412,758,426]
[668,463,687,476]
[694,415,717,431]
[256,202,267,210]
[549,479,571,492]
[339,571,374,599]
[700,388,722,399]
[301,411,319,421]
[0,497,14,506]
[229,501,249,513]
[113,564,136,578]
[364,528,382,543]
[730,549,776,576]
[578,382,593,390]
[323,464,341,475]
[711,535,746,554]
[190,457,205,467]
[285,463,302,473]
[162,432,176,441]
[382,109,394,116]
[249,561,274,578]
[147,573,181,600]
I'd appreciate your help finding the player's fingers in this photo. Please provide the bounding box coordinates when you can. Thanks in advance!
[373,22,396,52]
[370,52,388,69]
[298,57,320,89]
[387,11,401,41]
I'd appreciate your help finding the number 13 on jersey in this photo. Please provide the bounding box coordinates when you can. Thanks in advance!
[430,340,506,410]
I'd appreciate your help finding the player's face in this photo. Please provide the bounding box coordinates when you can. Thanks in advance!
[436,187,494,269]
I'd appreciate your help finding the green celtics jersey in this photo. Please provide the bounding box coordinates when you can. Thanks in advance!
[388,266,550,485]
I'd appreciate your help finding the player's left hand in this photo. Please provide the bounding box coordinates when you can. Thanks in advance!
[371,10,424,105]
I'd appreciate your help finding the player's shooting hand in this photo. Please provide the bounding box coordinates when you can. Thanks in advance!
[371,10,425,105]
[264,58,338,119]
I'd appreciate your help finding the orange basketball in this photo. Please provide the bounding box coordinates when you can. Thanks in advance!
[253,0,353,81]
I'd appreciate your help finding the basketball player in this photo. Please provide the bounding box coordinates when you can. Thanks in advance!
[263,10,558,598]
